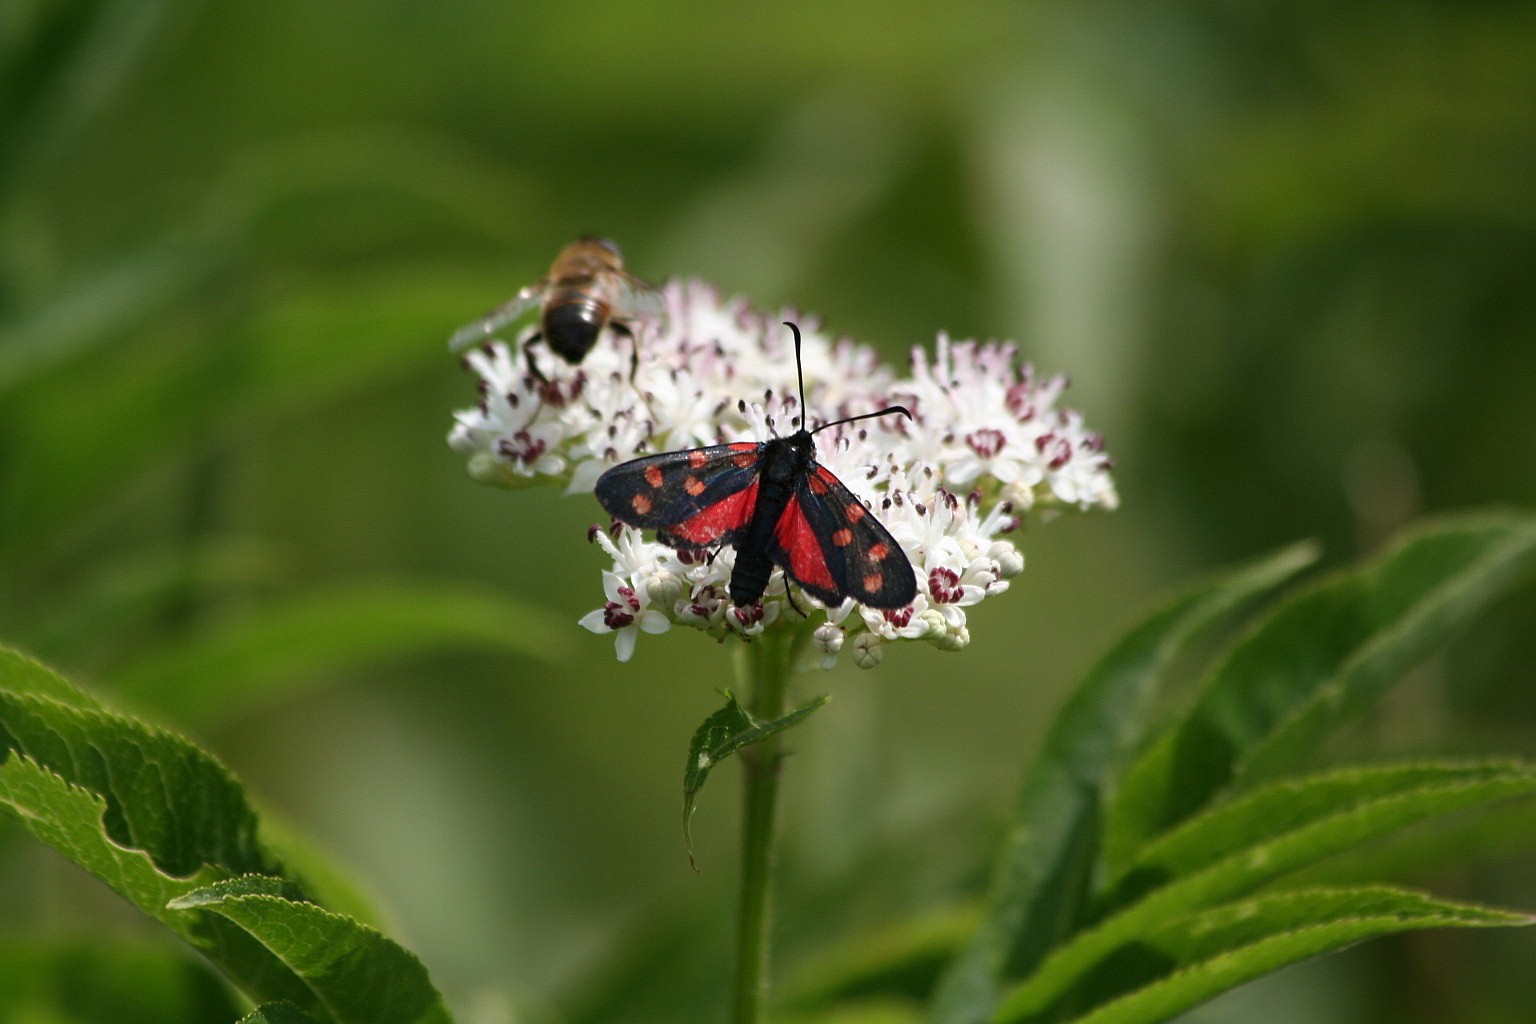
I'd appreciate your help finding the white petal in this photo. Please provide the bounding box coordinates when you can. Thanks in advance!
[600,570,627,603]
[613,628,638,662]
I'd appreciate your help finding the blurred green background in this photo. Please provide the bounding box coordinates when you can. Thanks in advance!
[3,0,1535,1021]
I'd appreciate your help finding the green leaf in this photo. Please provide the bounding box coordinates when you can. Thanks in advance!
[1107,512,1536,865]
[1146,886,1528,963]
[113,583,569,725]
[167,874,310,907]
[0,647,452,1022]
[0,753,314,1009]
[992,759,1536,1022]
[257,811,394,931]
[1042,888,1528,1024]
[0,688,275,878]
[1286,792,1536,890]
[0,644,108,710]
[239,1005,327,1024]
[931,542,1318,1024]
[1101,760,1536,907]
[169,878,451,1024]
[683,690,829,862]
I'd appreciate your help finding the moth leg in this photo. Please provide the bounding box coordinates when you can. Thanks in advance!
[782,582,808,619]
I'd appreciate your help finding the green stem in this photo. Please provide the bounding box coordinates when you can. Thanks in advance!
[731,630,801,1024]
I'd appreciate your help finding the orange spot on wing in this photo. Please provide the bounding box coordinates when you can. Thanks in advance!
[867,542,889,561]
[845,503,867,522]
[832,528,853,547]
[631,493,652,515]
[862,572,883,593]
[685,475,706,495]
[688,449,711,467]
[644,465,664,488]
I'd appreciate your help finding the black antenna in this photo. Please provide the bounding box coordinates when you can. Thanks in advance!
[782,321,911,435]
[787,320,809,425]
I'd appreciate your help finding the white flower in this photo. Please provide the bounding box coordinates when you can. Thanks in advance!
[577,529,674,661]
[449,278,1117,667]
[578,570,670,662]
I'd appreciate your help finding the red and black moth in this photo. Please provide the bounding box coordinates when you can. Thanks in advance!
[594,322,918,610]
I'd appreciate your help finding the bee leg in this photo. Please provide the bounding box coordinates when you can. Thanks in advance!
[610,320,641,381]
[521,333,551,385]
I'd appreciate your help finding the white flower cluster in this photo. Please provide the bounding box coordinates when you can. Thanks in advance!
[448,280,1117,667]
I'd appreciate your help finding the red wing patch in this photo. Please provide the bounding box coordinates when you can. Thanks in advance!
[595,441,766,545]
[776,463,917,609]
[670,478,760,545]
[772,494,839,597]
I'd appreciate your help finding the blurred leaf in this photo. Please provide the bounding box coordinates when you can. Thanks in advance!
[0,938,244,1024]
[992,758,1536,1023]
[23,537,289,667]
[683,689,829,863]
[0,0,182,197]
[787,905,977,1012]
[0,233,228,398]
[1032,888,1528,1024]
[1106,512,1536,867]
[232,268,493,426]
[2,125,531,400]
[2,268,464,571]
[931,542,1317,1024]
[112,583,569,726]
[783,1000,925,1024]
[0,647,452,1022]
[169,877,451,1024]
[0,328,219,572]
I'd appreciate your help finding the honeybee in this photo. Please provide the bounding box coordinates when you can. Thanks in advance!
[448,236,663,375]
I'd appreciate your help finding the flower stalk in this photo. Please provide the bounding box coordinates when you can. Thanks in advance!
[731,630,802,1024]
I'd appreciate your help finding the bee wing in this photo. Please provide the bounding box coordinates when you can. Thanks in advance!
[610,271,667,320]
[447,279,548,352]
